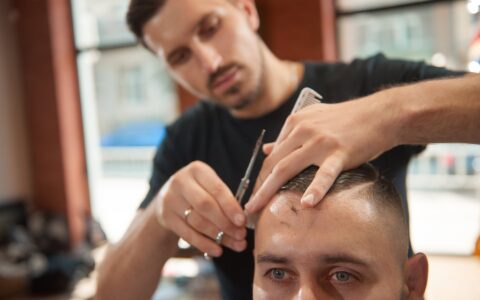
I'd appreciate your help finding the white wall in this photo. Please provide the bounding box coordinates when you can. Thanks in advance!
[0,0,31,203]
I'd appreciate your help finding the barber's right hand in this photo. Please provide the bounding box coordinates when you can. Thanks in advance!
[154,161,247,257]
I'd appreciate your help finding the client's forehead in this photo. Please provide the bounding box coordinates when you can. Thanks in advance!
[264,186,378,229]
[254,187,395,265]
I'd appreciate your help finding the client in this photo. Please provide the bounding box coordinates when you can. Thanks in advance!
[253,164,428,300]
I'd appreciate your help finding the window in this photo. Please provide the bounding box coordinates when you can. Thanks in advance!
[337,0,480,255]
[72,0,179,242]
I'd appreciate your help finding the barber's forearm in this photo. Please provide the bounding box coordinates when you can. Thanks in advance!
[96,204,178,300]
[382,74,480,147]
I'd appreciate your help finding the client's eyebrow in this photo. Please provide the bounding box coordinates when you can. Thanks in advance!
[256,253,290,265]
[256,253,371,267]
[321,253,370,267]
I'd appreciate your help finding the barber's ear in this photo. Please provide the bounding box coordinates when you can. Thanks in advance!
[236,0,260,31]
[404,253,429,299]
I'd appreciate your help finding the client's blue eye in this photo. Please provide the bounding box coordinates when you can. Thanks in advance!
[270,268,286,280]
[327,268,361,286]
[334,271,351,282]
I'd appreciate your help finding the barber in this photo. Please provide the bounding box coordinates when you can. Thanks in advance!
[96,0,480,299]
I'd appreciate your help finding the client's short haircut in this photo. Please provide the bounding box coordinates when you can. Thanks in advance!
[279,164,409,260]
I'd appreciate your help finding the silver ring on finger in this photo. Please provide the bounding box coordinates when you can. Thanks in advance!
[215,231,224,245]
[183,208,193,222]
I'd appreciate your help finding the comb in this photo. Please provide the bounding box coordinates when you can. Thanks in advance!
[291,87,323,114]
[244,88,323,230]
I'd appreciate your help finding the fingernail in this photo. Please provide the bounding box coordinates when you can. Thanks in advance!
[234,213,245,226]
[301,194,315,207]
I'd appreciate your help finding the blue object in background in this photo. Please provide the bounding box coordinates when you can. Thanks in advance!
[101,121,166,147]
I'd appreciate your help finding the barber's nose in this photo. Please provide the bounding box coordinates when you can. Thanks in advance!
[193,42,222,74]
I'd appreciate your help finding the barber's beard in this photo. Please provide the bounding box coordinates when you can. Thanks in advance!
[228,75,262,110]
[211,40,265,111]
[205,67,257,110]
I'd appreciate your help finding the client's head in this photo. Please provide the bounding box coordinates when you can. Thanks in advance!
[253,164,428,300]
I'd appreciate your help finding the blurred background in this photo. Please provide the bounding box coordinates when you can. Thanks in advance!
[0,0,479,299]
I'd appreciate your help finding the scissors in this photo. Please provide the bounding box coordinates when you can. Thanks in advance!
[235,129,266,205]
[204,129,265,260]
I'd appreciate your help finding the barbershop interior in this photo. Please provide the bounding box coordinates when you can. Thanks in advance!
[1,0,480,299]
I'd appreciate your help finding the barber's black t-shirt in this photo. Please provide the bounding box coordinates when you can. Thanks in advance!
[139,54,464,300]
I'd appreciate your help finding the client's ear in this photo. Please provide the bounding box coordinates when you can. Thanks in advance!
[404,253,429,299]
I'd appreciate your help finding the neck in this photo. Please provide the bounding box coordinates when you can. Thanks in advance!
[231,41,303,119]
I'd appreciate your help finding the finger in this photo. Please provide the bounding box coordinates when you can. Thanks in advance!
[161,189,246,252]
[186,210,247,252]
[182,174,246,240]
[155,181,191,228]
[252,127,308,195]
[192,162,246,227]
[245,147,312,214]
[274,112,300,146]
[169,213,223,257]
[301,154,344,208]
[262,143,274,155]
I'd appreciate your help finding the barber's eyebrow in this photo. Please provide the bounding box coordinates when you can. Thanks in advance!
[256,254,290,265]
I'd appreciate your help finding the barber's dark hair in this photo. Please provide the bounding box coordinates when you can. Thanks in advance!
[126,0,167,46]
[280,164,406,225]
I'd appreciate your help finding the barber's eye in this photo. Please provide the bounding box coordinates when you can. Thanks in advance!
[199,16,221,39]
[168,48,191,66]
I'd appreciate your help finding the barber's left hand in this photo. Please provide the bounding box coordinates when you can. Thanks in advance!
[245,96,398,214]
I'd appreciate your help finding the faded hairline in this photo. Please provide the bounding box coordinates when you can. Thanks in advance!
[279,165,404,217]
[277,164,410,261]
